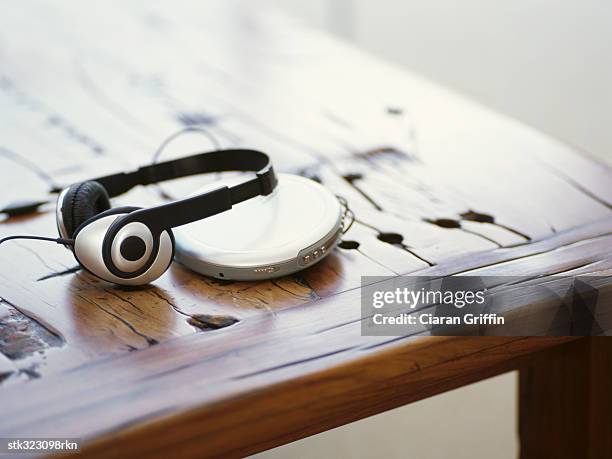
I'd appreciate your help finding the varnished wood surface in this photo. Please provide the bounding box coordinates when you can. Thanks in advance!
[0,2,611,458]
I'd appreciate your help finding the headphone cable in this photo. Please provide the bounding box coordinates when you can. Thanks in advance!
[0,235,74,246]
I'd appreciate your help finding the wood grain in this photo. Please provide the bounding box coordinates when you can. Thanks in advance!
[0,2,610,458]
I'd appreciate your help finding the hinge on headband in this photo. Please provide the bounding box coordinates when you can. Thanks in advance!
[256,165,277,196]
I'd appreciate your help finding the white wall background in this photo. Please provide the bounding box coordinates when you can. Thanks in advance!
[254,1,610,458]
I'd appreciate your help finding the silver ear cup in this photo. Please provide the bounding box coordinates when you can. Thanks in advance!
[73,214,174,286]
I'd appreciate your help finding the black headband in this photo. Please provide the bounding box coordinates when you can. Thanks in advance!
[92,149,277,232]
[92,149,276,198]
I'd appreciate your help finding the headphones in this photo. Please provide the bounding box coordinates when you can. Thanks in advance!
[50,149,277,285]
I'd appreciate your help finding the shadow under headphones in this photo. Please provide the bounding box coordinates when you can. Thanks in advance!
[0,149,277,286]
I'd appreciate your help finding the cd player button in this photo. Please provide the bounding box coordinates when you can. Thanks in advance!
[303,255,311,263]
[313,250,320,258]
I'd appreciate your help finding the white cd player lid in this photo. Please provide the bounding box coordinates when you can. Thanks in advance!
[174,173,342,268]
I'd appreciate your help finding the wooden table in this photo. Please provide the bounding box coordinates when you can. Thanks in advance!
[1,3,611,458]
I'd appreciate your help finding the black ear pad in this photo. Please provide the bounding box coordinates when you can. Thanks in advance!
[61,181,111,238]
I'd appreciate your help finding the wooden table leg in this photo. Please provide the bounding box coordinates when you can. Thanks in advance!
[519,338,612,459]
